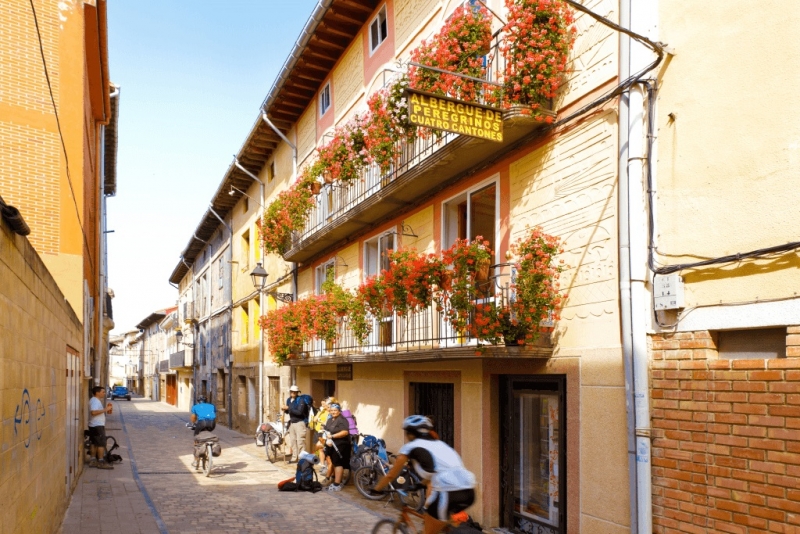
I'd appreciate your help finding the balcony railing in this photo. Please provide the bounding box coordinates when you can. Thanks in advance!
[286,268,553,363]
[284,38,551,263]
[169,349,193,370]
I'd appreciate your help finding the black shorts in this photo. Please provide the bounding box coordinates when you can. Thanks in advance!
[194,419,216,436]
[87,425,106,447]
[426,489,475,521]
[326,441,352,468]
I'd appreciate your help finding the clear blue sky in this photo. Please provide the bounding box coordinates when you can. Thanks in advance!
[107,1,318,333]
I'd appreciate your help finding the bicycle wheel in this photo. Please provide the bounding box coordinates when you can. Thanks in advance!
[267,442,279,463]
[400,486,425,512]
[204,444,213,477]
[371,519,408,534]
[355,466,385,500]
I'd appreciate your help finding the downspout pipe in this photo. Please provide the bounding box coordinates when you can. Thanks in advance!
[181,255,199,406]
[259,112,300,387]
[618,1,638,531]
[233,158,267,425]
[208,205,233,429]
[619,0,654,531]
[261,112,297,178]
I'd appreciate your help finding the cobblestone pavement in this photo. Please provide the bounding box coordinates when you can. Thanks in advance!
[60,398,421,534]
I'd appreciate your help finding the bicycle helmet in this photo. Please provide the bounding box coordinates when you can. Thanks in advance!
[197,396,207,403]
[402,415,433,435]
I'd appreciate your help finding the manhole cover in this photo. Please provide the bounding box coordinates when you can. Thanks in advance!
[254,511,284,520]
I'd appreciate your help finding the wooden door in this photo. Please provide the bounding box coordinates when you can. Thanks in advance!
[166,374,177,406]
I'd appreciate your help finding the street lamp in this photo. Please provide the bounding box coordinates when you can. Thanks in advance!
[250,262,268,424]
[175,330,193,348]
[250,262,268,290]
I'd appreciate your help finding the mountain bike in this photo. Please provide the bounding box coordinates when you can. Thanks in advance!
[355,456,425,511]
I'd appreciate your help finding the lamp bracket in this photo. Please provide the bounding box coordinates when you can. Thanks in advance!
[273,292,294,303]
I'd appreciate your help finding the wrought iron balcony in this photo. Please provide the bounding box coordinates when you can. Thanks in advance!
[283,38,552,264]
[284,270,554,365]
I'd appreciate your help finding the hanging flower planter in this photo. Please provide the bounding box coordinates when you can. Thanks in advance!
[309,182,322,195]
[476,263,491,282]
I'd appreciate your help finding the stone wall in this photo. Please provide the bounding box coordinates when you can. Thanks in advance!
[0,218,84,534]
[651,329,800,533]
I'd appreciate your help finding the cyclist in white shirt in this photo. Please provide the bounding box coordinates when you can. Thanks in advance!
[374,415,476,534]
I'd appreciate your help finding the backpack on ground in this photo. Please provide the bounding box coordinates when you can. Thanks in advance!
[295,457,322,492]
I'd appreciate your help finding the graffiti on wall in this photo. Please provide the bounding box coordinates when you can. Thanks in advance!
[13,389,45,448]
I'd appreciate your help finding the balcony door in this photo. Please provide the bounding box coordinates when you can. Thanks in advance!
[364,231,395,349]
[315,260,336,355]
[441,179,498,344]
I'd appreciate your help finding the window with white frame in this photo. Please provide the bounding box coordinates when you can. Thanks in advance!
[369,5,388,53]
[315,260,335,294]
[364,231,395,277]
[442,180,497,254]
[319,83,331,117]
[364,231,395,347]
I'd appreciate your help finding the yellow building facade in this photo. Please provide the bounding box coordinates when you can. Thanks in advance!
[231,0,630,530]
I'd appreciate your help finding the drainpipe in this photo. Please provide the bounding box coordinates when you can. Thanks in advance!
[209,205,233,429]
[260,113,299,301]
[259,112,300,389]
[233,158,267,425]
[180,255,197,404]
[620,0,654,531]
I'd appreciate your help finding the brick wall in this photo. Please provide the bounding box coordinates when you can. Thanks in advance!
[0,0,63,255]
[0,219,84,534]
[651,329,800,533]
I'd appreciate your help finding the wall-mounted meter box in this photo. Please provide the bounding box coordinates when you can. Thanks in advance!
[654,273,685,310]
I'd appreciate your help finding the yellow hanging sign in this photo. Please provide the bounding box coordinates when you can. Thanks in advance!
[405,89,503,143]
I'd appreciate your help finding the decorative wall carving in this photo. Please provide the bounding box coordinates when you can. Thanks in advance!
[509,112,618,321]
[333,34,364,122]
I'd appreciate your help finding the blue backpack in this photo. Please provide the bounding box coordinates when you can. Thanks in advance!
[295,458,321,493]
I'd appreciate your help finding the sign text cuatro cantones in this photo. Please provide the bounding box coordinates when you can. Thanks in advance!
[405,89,503,143]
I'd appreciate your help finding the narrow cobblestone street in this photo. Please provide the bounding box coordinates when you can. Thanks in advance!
[60,398,412,534]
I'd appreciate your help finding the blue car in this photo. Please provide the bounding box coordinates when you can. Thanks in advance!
[110,386,131,401]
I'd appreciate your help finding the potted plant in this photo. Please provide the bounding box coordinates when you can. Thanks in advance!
[259,182,314,254]
[507,226,565,342]
[408,4,493,102]
[441,237,493,332]
[261,302,307,365]
[316,119,368,184]
[500,0,576,122]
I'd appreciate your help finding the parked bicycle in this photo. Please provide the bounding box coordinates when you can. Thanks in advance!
[350,433,388,471]
[355,454,425,511]
[259,412,288,464]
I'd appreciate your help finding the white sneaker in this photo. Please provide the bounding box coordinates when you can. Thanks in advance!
[319,466,328,477]
[327,483,342,492]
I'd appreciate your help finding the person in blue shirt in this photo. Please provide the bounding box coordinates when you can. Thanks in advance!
[190,396,216,436]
